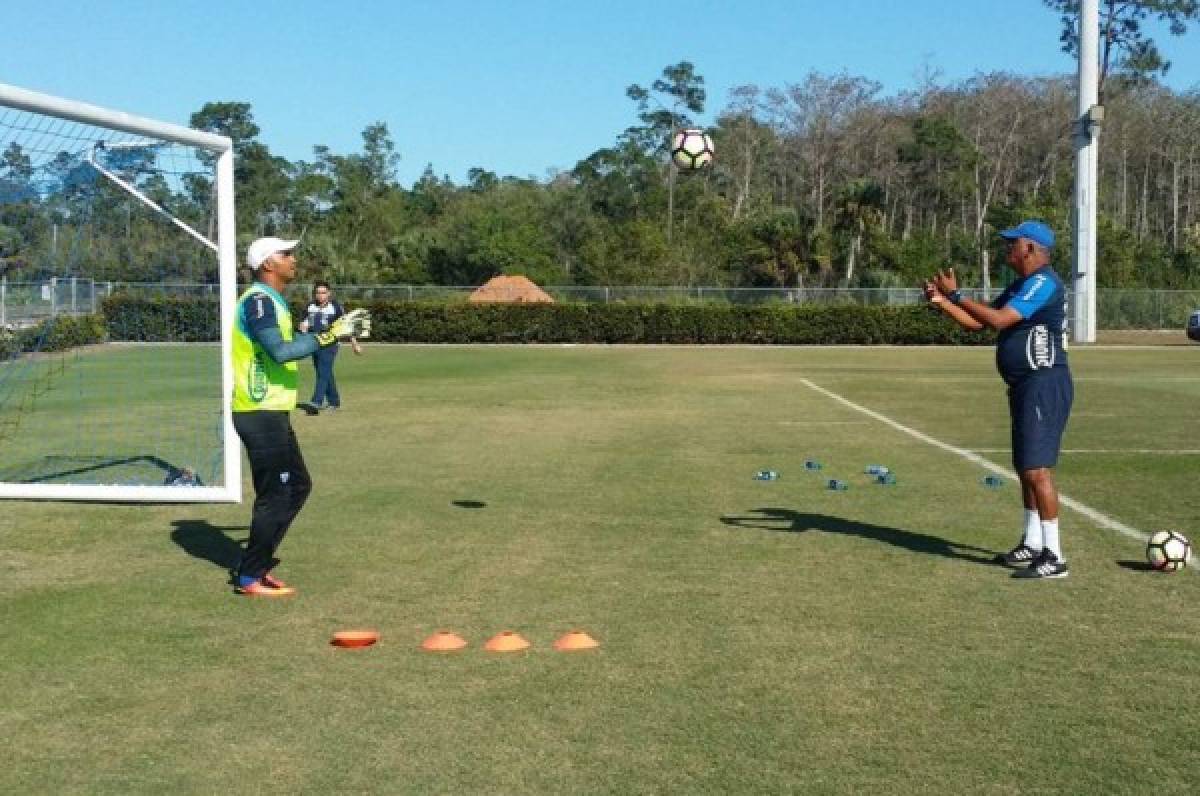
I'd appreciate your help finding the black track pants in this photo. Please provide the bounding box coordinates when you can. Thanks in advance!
[232,410,312,579]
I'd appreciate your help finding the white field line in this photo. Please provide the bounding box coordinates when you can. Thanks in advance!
[799,378,1151,543]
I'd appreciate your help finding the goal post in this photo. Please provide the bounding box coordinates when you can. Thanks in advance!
[0,82,241,502]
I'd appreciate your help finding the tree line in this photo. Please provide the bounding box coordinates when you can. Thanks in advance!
[189,60,1199,292]
[3,3,1198,292]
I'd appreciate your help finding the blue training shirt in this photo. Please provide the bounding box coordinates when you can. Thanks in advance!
[239,285,319,364]
[242,287,282,340]
[991,265,1070,385]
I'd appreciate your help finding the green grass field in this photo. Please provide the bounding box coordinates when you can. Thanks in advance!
[0,344,224,486]
[2,344,1198,794]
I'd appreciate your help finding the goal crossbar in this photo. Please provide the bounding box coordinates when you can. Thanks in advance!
[0,83,231,153]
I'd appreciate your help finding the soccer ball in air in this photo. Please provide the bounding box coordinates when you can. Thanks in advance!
[1146,530,1191,572]
[670,128,714,170]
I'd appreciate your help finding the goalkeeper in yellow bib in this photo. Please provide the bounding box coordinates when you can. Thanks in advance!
[230,237,371,596]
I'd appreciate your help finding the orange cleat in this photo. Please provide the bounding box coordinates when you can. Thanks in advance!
[261,572,289,589]
[235,579,296,597]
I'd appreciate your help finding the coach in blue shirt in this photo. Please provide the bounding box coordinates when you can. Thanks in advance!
[926,220,1073,579]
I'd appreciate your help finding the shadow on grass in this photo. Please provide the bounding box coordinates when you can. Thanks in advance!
[1116,560,1158,572]
[0,453,204,487]
[170,519,247,572]
[452,499,487,509]
[720,508,1000,566]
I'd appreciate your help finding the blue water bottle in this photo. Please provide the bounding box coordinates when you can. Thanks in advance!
[827,479,849,491]
[804,460,823,471]
[875,472,897,485]
[982,474,1004,488]
[864,465,889,476]
[754,470,780,481]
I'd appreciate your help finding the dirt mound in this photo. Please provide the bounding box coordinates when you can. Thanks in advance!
[468,275,554,304]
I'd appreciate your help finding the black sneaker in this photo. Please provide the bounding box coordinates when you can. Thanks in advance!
[1012,549,1069,579]
[994,543,1040,568]
[297,402,320,416]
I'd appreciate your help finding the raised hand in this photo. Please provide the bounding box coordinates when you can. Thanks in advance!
[933,268,958,296]
[316,308,371,346]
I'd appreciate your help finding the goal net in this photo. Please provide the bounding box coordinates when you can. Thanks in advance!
[0,83,240,501]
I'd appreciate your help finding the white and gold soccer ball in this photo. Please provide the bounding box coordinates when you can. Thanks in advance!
[1146,530,1191,572]
[670,128,714,170]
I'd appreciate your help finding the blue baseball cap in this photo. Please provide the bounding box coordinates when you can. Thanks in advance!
[999,220,1055,249]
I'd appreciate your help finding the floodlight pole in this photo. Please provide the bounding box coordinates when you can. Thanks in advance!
[1073,0,1100,343]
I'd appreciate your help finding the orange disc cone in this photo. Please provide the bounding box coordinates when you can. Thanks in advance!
[553,630,600,652]
[331,629,380,648]
[421,631,468,652]
[483,630,531,652]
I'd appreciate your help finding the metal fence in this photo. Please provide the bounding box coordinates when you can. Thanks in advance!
[0,277,100,328]
[299,284,935,306]
[4,279,1200,331]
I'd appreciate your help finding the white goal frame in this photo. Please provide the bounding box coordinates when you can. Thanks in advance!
[0,82,241,502]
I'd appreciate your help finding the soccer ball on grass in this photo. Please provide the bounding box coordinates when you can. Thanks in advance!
[1146,530,1191,572]
[670,128,714,170]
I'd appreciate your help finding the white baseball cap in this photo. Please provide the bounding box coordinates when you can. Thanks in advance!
[246,237,300,269]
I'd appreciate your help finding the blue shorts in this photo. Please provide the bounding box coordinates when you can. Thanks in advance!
[1008,369,1073,471]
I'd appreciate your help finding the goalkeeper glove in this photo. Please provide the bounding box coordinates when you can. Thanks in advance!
[314,308,371,347]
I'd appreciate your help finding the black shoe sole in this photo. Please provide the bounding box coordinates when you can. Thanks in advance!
[1011,568,1069,579]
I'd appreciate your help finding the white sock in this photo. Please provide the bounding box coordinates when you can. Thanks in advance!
[1042,519,1062,559]
[1023,509,1042,550]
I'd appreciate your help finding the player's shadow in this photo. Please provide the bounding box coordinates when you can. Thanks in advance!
[170,519,247,572]
[720,508,999,566]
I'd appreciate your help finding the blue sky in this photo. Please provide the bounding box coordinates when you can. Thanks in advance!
[3,1,1198,186]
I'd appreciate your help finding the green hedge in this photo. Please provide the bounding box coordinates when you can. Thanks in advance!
[362,302,989,345]
[102,295,221,342]
[0,313,107,357]
[5,298,990,349]
[83,292,1200,337]
[1097,290,1200,329]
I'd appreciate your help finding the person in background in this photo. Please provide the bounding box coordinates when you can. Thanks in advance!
[297,280,361,414]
